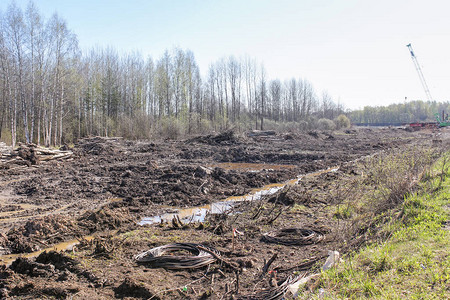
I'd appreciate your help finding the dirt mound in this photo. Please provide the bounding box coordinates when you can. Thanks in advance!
[135,142,158,153]
[78,207,135,232]
[75,136,123,155]
[23,215,75,237]
[188,130,240,145]
[0,264,20,298]
[6,233,40,253]
[267,189,295,205]
[6,251,96,298]
[4,207,133,254]
[178,147,215,159]
[36,250,76,266]
[307,130,335,140]
[10,257,56,277]
[6,216,78,253]
[0,264,14,280]
[14,177,42,196]
[114,277,159,299]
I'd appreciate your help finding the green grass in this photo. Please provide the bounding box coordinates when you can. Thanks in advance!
[314,152,450,299]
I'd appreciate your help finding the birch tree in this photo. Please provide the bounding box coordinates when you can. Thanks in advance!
[227,56,241,123]
[6,3,29,143]
[270,79,281,122]
[258,64,267,130]
[46,13,78,145]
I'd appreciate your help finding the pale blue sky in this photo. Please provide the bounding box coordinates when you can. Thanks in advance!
[1,0,450,109]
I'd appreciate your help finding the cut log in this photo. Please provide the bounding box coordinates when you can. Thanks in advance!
[0,143,73,168]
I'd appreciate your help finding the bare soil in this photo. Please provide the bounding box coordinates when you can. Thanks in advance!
[0,127,439,299]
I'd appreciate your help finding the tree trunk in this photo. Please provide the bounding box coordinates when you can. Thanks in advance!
[58,81,64,145]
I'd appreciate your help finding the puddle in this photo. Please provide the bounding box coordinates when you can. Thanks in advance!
[139,201,235,225]
[0,236,94,267]
[210,162,297,172]
[139,166,339,226]
[0,167,339,265]
[108,197,124,203]
[138,183,289,226]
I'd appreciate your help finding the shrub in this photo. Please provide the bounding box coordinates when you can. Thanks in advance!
[335,114,351,129]
[317,118,336,130]
[159,117,183,140]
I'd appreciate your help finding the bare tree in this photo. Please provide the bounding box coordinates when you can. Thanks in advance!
[227,55,241,122]
[46,13,78,145]
[6,3,30,143]
[145,56,155,118]
[0,1,349,144]
[184,50,200,134]
[243,55,255,115]
[155,50,172,118]
[206,64,217,127]
[172,47,185,119]
[213,61,226,128]
[0,14,17,147]
[321,91,336,119]
[270,79,281,122]
[258,64,267,130]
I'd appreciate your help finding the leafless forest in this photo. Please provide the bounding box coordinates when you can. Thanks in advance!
[0,3,350,148]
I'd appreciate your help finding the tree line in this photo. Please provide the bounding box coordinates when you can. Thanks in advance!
[349,100,450,125]
[0,2,347,147]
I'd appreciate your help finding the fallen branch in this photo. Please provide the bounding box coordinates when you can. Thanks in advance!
[261,253,278,278]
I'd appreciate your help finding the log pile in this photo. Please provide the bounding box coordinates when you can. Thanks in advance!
[0,143,73,169]
[0,142,10,153]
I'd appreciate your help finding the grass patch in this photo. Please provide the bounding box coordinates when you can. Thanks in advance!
[313,151,450,299]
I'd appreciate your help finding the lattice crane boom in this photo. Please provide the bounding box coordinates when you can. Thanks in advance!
[406,43,433,101]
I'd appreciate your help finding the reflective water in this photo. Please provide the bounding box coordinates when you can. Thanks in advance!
[0,236,94,266]
[209,162,297,172]
[0,165,339,265]
[139,165,339,226]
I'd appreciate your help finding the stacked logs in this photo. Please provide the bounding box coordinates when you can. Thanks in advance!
[0,143,72,169]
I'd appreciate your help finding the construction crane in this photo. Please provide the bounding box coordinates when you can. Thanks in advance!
[406,43,433,101]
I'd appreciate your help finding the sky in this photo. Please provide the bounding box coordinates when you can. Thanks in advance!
[1,0,450,110]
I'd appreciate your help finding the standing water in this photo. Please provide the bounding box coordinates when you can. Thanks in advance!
[0,165,338,265]
[138,165,339,225]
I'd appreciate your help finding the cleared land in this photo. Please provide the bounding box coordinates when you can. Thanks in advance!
[0,127,446,299]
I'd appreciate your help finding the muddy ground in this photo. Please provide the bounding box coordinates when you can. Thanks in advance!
[0,127,443,299]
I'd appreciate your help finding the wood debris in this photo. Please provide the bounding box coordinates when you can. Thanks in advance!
[0,143,73,169]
